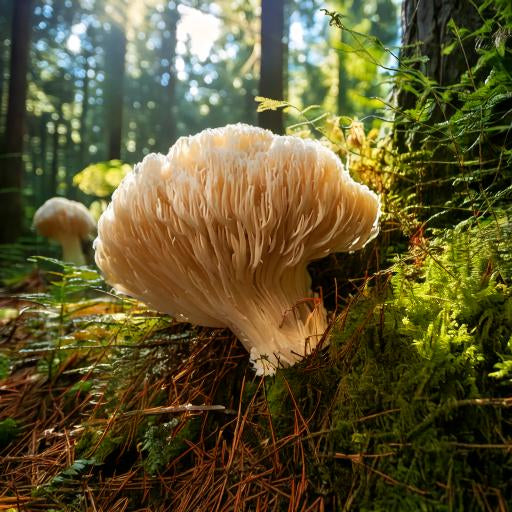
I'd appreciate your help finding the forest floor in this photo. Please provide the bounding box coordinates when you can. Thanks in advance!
[0,213,511,511]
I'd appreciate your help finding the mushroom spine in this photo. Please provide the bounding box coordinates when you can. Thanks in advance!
[94,124,380,375]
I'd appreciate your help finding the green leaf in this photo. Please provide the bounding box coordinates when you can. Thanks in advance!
[73,160,131,197]
[254,96,290,113]
[442,40,458,56]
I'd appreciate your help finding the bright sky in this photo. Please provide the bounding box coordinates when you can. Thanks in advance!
[67,5,221,61]
[289,21,305,50]
[176,5,221,61]
[66,3,305,63]
[67,22,86,53]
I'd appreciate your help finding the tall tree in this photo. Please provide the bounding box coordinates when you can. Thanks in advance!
[160,5,179,147]
[0,0,11,132]
[49,111,61,197]
[0,0,34,243]
[395,0,481,151]
[79,51,91,169]
[258,0,285,134]
[104,7,127,160]
[392,0,487,216]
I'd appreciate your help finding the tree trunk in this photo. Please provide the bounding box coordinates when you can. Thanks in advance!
[0,0,33,243]
[49,117,60,197]
[80,53,90,168]
[393,0,483,214]
[258,0,285,134]
[0,39,5,132]
[395,0,481,151]
[104,23,126,160]
[160,6,179,149]
[38,113,48,206]
[0,2,13,134]
[64,120,76,199]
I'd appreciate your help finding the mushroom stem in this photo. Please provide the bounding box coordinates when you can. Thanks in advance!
[226,265,328,375]
[57,234,86,265]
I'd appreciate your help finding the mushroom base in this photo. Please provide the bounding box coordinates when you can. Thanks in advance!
[223,268,329,375]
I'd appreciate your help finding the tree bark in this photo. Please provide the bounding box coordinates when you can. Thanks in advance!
[258,0,285,134]
[38,113,48,206]
[104,23,126,160]
[0,0,33,243]
[395,0,481,150]
[49,116,60,197]
[80,53,90,168]
[64,119,76,199]
[392,0,485,216]
[401,0,481,86]
[0,39,5,131]
[0,2,13,134]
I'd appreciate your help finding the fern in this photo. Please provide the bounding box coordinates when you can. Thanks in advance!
[254,96,290,112]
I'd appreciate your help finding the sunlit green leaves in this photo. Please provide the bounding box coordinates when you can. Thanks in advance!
[254,96,291,112]
[73,160,131,198]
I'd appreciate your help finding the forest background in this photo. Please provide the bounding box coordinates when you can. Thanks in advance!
[1,0,512,510]
[0,0,397,246]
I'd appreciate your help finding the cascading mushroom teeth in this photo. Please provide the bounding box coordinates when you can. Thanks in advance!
[94,123,380,375]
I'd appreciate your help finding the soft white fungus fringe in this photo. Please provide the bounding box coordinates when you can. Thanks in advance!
[95,124,380,375]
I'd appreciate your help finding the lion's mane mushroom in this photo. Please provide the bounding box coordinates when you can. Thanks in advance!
[94,124,380,375]
[34,197,96,265]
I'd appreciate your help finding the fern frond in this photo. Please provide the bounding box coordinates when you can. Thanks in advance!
[254,96,290,113]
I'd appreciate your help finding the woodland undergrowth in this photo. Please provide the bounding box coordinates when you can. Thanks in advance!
[1,1,512,510]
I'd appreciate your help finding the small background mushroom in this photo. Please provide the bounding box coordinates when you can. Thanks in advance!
[34,197,96,265]
[95,124,380,375]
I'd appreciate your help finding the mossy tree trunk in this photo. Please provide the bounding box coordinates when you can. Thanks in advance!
[394,0,484,216]
[395,0,481,151]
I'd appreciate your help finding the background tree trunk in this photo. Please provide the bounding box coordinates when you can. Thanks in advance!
[64,119,76,199]
[258,0,285,134]
[49,115,60,197]
[0,37,5,131]
[0,0,33,243]
[104,23,126,160]
[79,52,90,169]
[160,6,179,149]
[38,113,49,207]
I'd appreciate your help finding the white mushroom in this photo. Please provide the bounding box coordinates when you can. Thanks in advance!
[34,197,96,265]
[94,124,380,375]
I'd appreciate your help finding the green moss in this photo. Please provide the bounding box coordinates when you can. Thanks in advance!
[0,353,10,379]
[0,418,19,448]
[141,417,200,475]
[321,220,512,508]
[75,428,125,464]
[253,219,512,509]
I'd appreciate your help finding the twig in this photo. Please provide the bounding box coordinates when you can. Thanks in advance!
[120,404,232,417]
